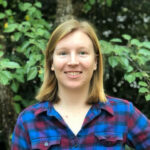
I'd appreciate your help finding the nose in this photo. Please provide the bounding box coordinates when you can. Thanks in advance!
[68,52,79,65]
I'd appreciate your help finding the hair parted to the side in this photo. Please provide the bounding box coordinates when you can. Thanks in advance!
[36,19,107,103]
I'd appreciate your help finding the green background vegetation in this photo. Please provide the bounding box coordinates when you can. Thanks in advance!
[0,0,150,149]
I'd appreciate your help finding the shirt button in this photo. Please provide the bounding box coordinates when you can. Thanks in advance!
[44,142,49,147]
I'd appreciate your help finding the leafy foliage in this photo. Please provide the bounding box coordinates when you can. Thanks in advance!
[0,0,50,113]
[0,0,149,116]
[101,34,150,101]
[83,0,113,13]
[0,0,149,149]
[81,0,150,41]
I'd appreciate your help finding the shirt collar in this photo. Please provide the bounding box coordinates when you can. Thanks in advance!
[34,97,114,117]
[95,99,114,116]
[34,101,61,118]
[34,101,50,116]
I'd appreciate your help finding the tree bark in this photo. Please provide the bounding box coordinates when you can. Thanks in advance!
[55,0,74,25]
[0,35,17,150]
[0,84,17,150]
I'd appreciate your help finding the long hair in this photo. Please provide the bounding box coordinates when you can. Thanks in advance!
[36,19,107,103]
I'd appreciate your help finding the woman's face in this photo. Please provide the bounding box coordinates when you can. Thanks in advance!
[52,30,97,90]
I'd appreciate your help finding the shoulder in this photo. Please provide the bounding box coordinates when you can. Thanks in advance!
[106,95,135,114]
[107,95,131,104]
[106,96,149,120]
[17,101,49,123]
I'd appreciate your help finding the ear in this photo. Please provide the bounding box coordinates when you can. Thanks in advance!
[51,64,54,71]
[94,56,97,71]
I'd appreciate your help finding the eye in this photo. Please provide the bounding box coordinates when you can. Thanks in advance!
[79,51,88,55]
[59,51,67,56]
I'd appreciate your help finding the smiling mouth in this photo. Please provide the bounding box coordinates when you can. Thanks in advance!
[64,71,82,76]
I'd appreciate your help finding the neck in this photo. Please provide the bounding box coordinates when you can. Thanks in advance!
[57,85,90,108]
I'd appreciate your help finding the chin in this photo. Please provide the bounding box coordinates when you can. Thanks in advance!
[65,83,87,90]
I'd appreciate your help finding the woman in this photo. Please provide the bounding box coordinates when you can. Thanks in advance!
[11,19,150,150]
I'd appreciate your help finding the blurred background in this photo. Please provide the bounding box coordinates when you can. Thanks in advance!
[0,0,150,149]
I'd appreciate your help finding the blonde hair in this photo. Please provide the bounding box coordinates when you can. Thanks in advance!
[36,19,107,103]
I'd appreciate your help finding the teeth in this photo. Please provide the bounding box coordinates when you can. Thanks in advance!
[67,72,80,75]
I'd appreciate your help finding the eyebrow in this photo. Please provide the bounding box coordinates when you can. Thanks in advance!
[55,46,89,51]
[55,47,68,51]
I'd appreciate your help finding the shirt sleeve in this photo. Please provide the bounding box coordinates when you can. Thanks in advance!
[11,113,31,150]
[127,102,150,150]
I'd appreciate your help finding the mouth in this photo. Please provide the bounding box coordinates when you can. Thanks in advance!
[64,71,82,76]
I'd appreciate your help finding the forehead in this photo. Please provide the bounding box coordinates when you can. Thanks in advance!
[55,30,93,49]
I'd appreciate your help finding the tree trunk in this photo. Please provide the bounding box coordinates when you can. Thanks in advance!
[0,35,17,150]
[55,0,74,25]
[0,84,17,150]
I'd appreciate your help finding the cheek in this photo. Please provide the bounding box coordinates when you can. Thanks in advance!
[82,59,96,70]
[82,62,91,68]
[52,58,66,71]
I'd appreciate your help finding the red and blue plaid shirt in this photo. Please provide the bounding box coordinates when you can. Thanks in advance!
[11,96,150,150]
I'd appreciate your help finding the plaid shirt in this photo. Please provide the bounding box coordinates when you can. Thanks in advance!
[11,96,150,150]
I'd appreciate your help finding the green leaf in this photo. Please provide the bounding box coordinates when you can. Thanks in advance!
[14,72,25,83]
[17,41,31,53]
[28,7,36,16]
[113,45,129,55]
[0,70,12,85]
[21,21,31,32]
[141,72,149,78]
[11,81,19,93]
[100,40,114,54]
[106,0,112,7]
[14,32,22,41]
[34,2,42,8]
[25,32,35,38]
[89,0,95,5]
[108,56,118,68]
[5,9,12,16]
[21,99,30,107]
[145,94,150,101]
[31,40,46,50]
[31,9,42,19]
[34,54,42,61]
[26,59,36,68]
[135,72,143,79]
[15,75,24,83]
[132,55,146,65]
[19,2,32,11]
[119,57,129,67]
[1,60,20,69]
[27,67,38,80]
[0,51,4,57]
[124,74,136,83]
[36,28,45,36]
[130,39,141,47]
[110,38,122,43]
[0,72,9,85]
[138,49,150,56]
[13,95,23,101]
[0,1,7,7]
[83,3,92,13]
[142,41,150,49]
[25,54,42,69]
[4,24,17,33]
[0,44,3,50]
[13,103,21,114]
[122,34,131,41]
[127,66,133,72]
[43,30,50,39]
[38,67,44,81]
[0,13,5,19]
[139,87,149,93]
[138,81,148,87]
